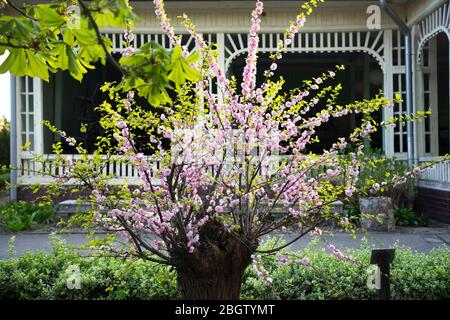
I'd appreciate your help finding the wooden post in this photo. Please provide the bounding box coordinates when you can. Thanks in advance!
[370,248,395,300]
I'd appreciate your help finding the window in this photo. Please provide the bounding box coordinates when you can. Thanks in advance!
[18,76,35,151]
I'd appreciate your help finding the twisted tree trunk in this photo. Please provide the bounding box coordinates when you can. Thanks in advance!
[174,221,256,300]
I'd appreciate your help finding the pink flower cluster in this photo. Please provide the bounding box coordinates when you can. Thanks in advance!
[276,252,291,265]
[153,0,181,46]
[252,255,273,285]
[179,15,230,92]
[326,244,355,263]
[241,1,263,99]
[124,91,134,109]
[122,24,135,58]
[60,131,76,146]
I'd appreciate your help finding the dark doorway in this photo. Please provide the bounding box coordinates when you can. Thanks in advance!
[437,33,450,156]
[43,54,123,154]
[229,52,384,154]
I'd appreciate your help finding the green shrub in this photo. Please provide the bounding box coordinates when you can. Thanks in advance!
[0,238,178,300]
[0,237,448,300]
[355,148,414,197]
[0,117,9,168]
[0,172,9,192]
[395,206,428,227]
[242,245,449,300]
[0,201,56,232]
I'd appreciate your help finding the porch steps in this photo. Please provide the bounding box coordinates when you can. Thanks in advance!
[55,200,95,220]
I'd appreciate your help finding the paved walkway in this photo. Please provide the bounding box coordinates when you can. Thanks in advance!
[0,226,449,259]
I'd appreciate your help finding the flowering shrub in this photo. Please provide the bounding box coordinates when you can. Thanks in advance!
[354,148,416,198]
[3,0,448,299]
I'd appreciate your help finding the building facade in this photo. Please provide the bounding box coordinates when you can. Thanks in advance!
[10,0,450,222]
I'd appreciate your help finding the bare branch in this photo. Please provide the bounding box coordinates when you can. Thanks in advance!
[255,226,315,254]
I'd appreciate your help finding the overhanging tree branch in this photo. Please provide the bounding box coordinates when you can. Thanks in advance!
[78,0,127,76]
[6,0,37,21]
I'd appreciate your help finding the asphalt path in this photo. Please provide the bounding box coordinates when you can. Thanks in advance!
[1,229,449,259]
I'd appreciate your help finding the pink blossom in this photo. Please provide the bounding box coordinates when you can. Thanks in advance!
[300,257,310,266]
[66,137,76,146]
[116,120,127,129]
[92,189,105,203]
[276,252,290,265]
[341,217,349,226]
[161,168,171,177]
[345,185,356,197]
[122,47,134,57]
[313,227,323,237]
[370,183,380,193]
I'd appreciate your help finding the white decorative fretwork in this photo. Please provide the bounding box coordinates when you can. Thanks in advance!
[103,32,216,52]
[223,31,386,72]
[416,1,450,64]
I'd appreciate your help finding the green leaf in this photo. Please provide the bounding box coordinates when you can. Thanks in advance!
[66,46,83,81]
[167,46,201,89]
[63,29,76,47]
[71,28,98,46]
[46,43,69,71]
[26,51,49,81]
[8,49,27,76]
[0,18,32,39]
[33,5,66,28]
[185,49,200,64]
[0,52,15,74]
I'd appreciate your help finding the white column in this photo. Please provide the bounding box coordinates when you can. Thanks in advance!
[217,32,225,103]
[10,75,18,200]
[412,25,421,162]
[415,62,426,158]
[383,30,395,157]
[15,77,22,156]
[33,77,44,155]
[429,38,439,156]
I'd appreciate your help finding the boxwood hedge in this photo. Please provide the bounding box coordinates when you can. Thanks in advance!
[0,237,448,300]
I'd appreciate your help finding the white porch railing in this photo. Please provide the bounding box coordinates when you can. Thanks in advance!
[17,153,291,185]
[17,154,450,190]
[418,157,450,190]
[18,154,160,185]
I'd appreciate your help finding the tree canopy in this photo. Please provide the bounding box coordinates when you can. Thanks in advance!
[0,0,200,106]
